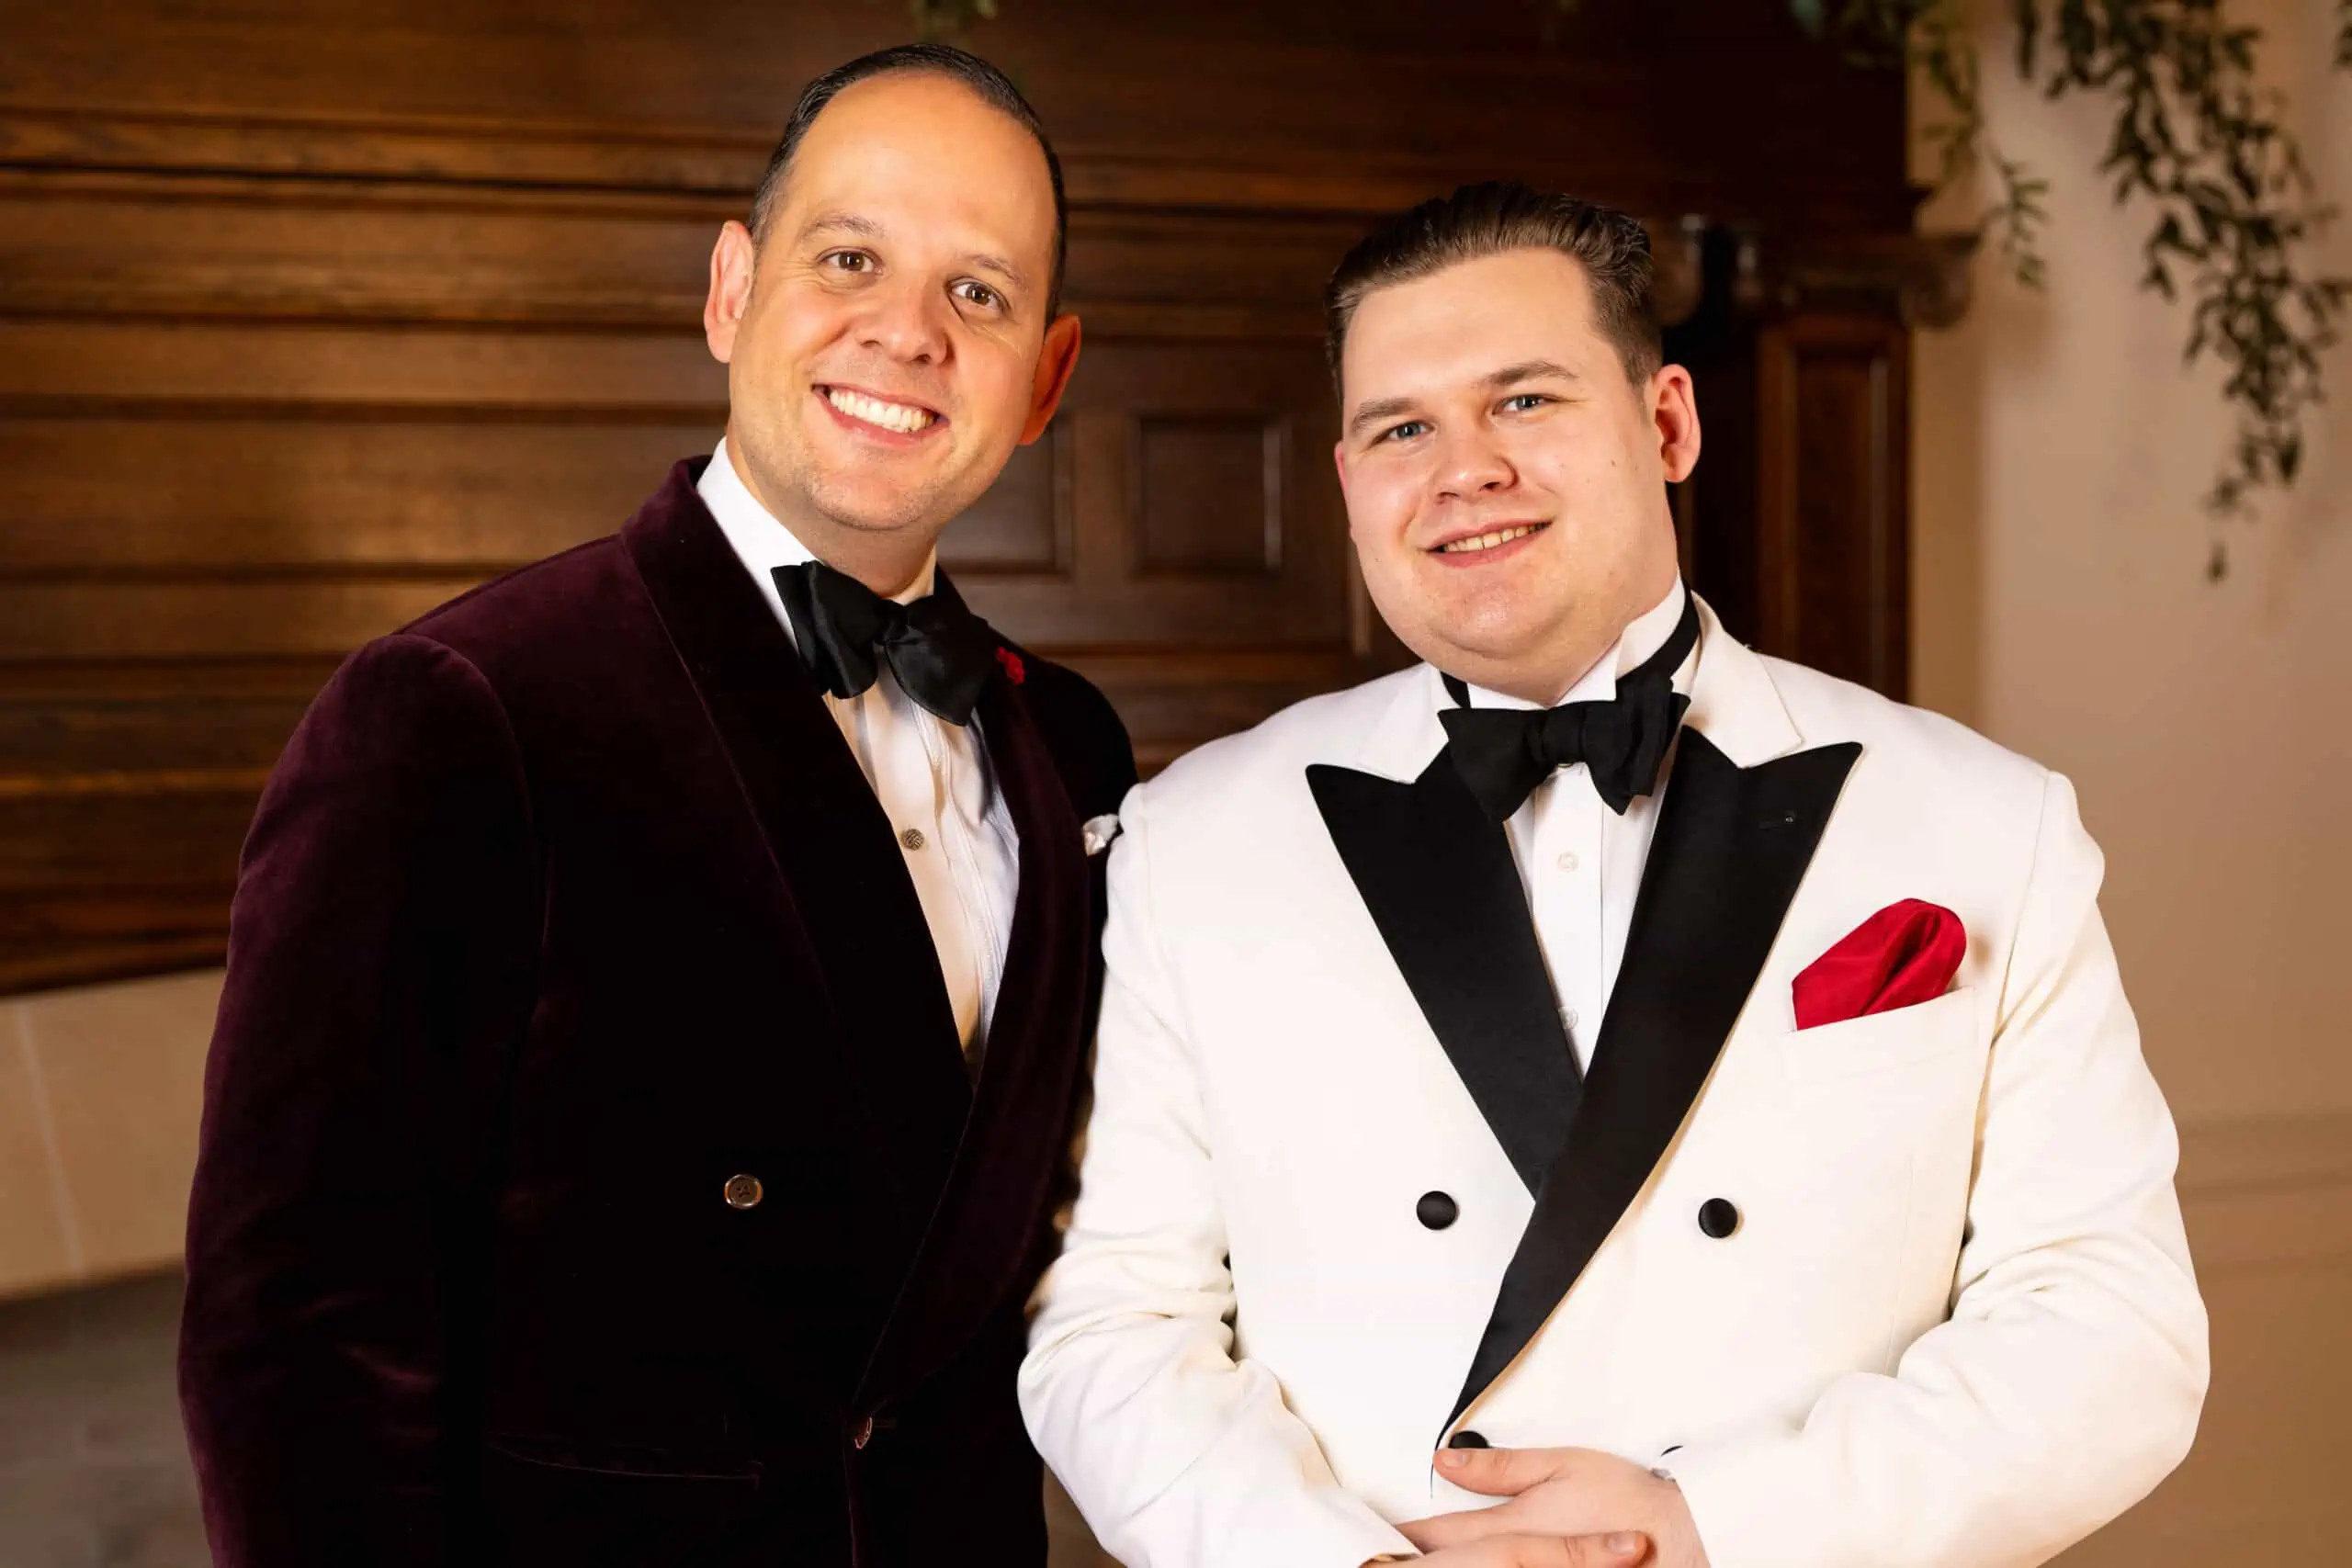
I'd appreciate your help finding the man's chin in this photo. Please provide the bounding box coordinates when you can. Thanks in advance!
[1400,592,1564,666]
[806,479,959,540]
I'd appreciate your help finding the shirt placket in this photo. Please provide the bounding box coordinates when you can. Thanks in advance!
[912,704,1006,1055]
[1526,770,1607,1075]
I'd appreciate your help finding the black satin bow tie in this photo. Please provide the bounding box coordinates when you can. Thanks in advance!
[773,559,1001,726]
[1438,593,1702,821]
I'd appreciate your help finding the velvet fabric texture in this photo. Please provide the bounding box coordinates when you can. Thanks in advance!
[178,460,1136,1568]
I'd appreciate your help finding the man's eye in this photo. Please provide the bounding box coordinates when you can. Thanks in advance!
[1501,393,1550,412]
[955,280,1002,310]
[823,251,873,274]
[1379,421,1430,444]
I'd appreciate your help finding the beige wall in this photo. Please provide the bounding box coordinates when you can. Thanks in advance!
[1911,2,2352,1561]
[1912,0,2352,1123]
[0,970,219,1300]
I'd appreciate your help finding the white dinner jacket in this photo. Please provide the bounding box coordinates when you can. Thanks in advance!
[1021,598,2207,1568]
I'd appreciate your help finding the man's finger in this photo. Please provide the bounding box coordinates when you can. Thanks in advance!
[1397,1502,1520,1551]
[1449,1530,1649,1567]
[1433,1443,1578,1497]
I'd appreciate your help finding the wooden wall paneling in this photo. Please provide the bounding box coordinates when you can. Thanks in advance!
[953,339,1352,653]
[0,2,1912,229]
[0,0,1919,996]
[1663,233,1765,653]
[0,660,328,995]
[1755,312,1910,697]
[0,416,725,576]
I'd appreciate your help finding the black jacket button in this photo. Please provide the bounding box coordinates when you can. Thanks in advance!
[1698,1198,1740,1238]
[1447,1429,1489,1450]
[1416,1190,1459,1230]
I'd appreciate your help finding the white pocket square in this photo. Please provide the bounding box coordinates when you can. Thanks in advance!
[1081,814,1122,857]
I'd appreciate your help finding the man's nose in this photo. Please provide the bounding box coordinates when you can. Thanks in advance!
[856,276,950,365]
[1432,426,1514,500]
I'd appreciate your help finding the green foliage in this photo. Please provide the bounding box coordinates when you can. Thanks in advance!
[1792,0,2347,531]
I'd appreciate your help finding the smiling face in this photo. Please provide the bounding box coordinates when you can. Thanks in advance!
[1334,247,1699,705]
[704,70,1080,592]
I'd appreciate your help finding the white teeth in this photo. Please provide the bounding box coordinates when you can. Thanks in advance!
[1438,525,1542,554]
[824,387,936,434]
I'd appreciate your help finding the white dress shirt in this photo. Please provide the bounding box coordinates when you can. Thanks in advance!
[1451,579,1692,1073]
[697,438,1021,1061]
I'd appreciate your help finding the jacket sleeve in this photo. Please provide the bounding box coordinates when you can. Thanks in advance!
[179,634,541,1568]
[1667,772,2210,1568]
[1019,781,1417,1568]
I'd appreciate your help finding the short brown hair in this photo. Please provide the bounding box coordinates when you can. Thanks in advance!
[1324,182,1660,392]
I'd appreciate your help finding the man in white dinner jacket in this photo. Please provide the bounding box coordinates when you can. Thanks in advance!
[1019,183,2207,1568]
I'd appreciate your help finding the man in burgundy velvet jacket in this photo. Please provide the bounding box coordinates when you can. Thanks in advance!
[178,45,1133,1568]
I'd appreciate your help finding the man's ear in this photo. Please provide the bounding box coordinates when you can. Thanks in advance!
[1653,363,1702,483]
[705,220,758,365]
[1331,439,1352,504]
[1019,312,1084,444]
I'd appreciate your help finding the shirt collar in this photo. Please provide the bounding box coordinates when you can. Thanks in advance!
[696,437,939,620]
[1456,577,1692,711]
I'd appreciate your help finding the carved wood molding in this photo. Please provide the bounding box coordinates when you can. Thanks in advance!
[1724,225,1979,329]
[0,102,1920,231]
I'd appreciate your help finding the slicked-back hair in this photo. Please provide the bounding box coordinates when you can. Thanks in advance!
[747,43,1069,319]
[1324,182,1660,393]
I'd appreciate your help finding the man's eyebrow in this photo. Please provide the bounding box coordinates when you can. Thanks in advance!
[1346,395,1419,437]
[1347,360,1587,436]
[1482,358,1580,389]
[966,252,1029,290]
[791,212,1028,295]
[797,210,886,244]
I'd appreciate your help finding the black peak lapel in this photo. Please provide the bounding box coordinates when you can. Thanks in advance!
[1445,731,1862,1428]
[1308,757,1579,1194]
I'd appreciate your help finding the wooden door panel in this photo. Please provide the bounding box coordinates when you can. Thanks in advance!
[1757,315,1908,695]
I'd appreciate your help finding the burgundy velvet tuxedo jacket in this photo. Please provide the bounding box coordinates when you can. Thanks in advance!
[178,460,1136,1568]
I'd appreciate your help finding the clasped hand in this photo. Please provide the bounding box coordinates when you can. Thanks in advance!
[1375,1444,1710,1567]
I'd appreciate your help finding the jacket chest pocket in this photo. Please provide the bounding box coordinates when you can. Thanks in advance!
[1777,986,1982,1084]
[1705,990,1987,1292]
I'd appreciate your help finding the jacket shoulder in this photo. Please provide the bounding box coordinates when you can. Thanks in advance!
[1139,665,1422,818]
[1762,656,2047,790]
[398,535,636,666]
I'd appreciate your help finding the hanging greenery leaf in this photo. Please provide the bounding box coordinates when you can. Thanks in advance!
[1871,0,2347,527]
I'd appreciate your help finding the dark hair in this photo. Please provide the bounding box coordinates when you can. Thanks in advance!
[1324,181,1660,391]
[747,43,1069,319]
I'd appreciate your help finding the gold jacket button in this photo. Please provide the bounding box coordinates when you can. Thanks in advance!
[722,1173,764,1210]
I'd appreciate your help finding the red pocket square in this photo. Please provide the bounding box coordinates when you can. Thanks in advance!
[1792,899,1966,1031]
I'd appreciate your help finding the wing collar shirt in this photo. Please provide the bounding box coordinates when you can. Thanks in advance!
[697,439,1021,1064]
[1451,577,1694,1073]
